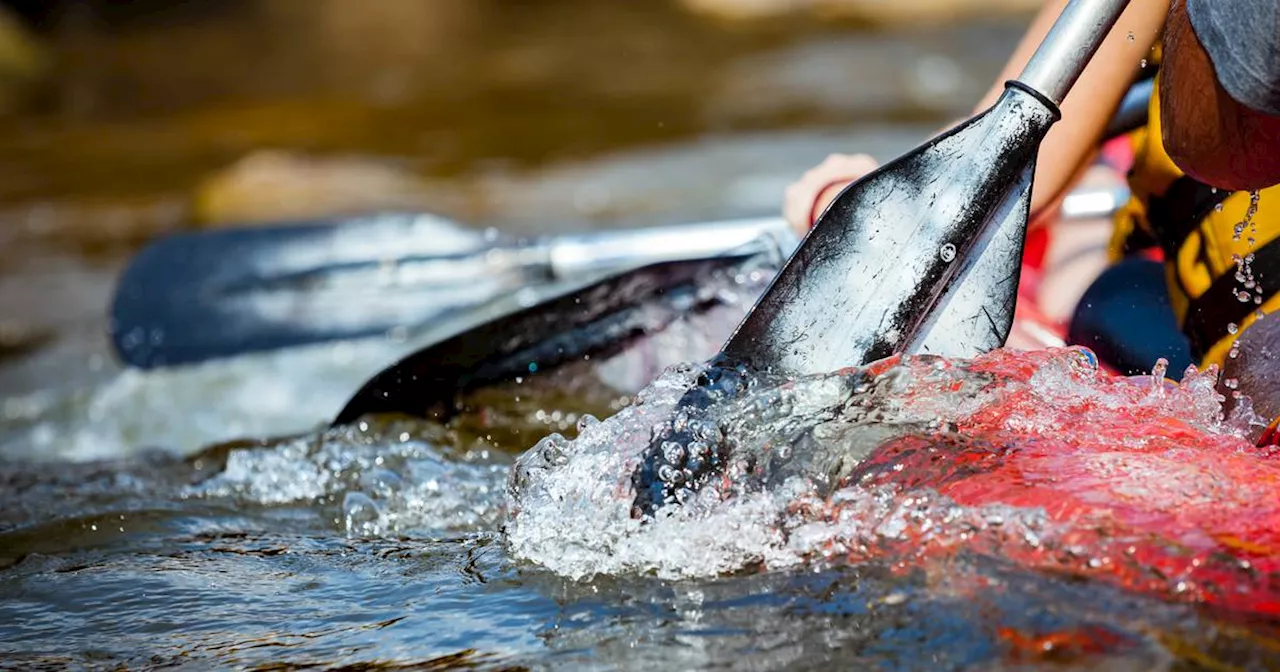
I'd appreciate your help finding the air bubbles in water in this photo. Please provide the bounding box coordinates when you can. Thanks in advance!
[535,433,571,467]
[939,243,957,263]
[662,440,686,465]
[576,414,600,433]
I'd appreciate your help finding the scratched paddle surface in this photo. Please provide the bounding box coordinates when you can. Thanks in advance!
[3,348,1279,670]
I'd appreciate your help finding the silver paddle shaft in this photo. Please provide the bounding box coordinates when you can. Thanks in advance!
[546,217,797,279]
[543,183,1126,279]
[1018,0,1132,104]
[389,182,1125,294]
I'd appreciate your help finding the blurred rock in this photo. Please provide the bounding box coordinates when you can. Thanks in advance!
[0,5,43,78]
[192,151,451,226]
[0,4,47,112]
[257,0,474,104]
[0,319,51,364]
[679,0,1039,24]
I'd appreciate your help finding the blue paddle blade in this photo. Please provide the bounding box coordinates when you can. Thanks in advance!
[109,213,502,369]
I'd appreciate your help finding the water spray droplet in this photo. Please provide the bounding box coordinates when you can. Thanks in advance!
[1149,358,1169,386]
[342,492,381,534]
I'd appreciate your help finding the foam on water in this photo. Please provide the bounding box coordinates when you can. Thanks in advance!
[505,353,997,580]
[185,422,512,537]
[505,364,802,580]
[507,348,1268,603]
[0,337,418,463]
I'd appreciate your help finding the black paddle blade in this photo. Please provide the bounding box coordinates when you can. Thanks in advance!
[332,254,773,427]
[109,213,499,369]
[721,85,1059,378]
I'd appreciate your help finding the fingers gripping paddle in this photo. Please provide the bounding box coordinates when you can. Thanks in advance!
[631,0,1134,516]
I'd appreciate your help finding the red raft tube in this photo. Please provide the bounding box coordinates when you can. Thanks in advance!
[800,347,1280,618]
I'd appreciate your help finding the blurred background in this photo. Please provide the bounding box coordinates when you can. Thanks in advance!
[0,0,1037,423]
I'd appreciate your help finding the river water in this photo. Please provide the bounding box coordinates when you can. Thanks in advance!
[4,3,1278,670]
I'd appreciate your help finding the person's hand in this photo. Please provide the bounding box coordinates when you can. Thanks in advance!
[782,153,879,235]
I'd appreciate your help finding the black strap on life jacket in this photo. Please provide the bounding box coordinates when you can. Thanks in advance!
[1144,176,1232,260]
[1183,235,1280,357]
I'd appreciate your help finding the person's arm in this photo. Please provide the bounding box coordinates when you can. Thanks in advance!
[975,0,1168,215]
[782,0,1168,234]
[1160,0,1280,192]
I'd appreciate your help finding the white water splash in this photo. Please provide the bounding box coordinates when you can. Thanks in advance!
[505,348,1247,581]
[188,423,511,537]
[0,337,409,462]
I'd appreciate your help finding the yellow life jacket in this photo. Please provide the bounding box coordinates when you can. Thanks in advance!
[1110,73,1280,369]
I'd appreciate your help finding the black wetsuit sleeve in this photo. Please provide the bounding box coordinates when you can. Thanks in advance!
[1186,0,1280,115]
